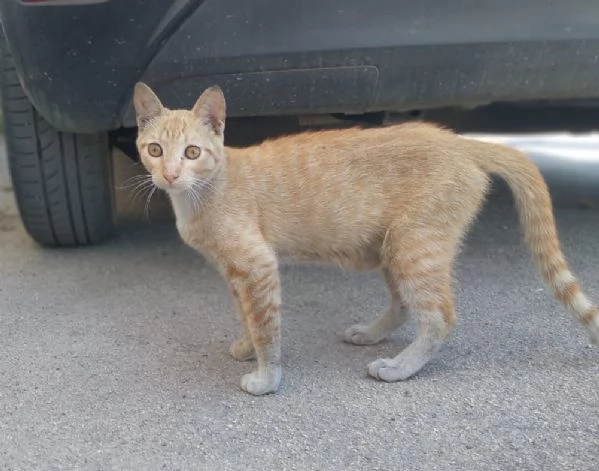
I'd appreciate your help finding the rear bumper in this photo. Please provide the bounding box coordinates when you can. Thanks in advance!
[3,0,599,133]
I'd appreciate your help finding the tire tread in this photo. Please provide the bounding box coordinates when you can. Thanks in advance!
[1,28,115,247]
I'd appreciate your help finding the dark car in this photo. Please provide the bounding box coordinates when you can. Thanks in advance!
[2,0,599,247]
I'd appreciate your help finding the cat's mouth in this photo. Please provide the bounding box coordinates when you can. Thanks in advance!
[152,176,190,193]
[151,175,213,204]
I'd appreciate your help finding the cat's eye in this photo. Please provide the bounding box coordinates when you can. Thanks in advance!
[184,145,202,160]
[147,143,163,158]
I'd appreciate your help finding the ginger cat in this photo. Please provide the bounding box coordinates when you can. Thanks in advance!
[133,82,599,395]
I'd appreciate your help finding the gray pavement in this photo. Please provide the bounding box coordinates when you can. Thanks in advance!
[1,140,598,470]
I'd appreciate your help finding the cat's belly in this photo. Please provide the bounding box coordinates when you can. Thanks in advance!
[268,222,385,270]
[278,244,382,271]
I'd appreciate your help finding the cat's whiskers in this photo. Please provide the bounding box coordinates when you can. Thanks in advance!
[128,179,155,207]
[118,173,152,190]
[182,181,199,214]
[144,186,157,220]
[186,178,215,214]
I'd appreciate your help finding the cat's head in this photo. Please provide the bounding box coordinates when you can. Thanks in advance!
[133,82,226,193]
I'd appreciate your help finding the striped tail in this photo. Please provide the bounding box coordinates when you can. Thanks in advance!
[471,139,599,344]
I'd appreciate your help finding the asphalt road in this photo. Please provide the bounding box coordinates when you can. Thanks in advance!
[1,141,598,470]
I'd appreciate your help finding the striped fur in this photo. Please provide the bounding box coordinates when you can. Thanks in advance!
[470,138,599,343]
[133,83,598,395]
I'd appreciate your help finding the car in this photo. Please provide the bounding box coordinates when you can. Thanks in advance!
[2,0,599,247]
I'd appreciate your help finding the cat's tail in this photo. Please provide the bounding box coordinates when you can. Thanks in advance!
[470,137,599,344]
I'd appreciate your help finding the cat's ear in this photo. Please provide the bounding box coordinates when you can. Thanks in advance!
[133,82,164,131]
[192,85,226,137]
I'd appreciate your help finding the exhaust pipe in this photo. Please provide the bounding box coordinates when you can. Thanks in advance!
[469,133,599,209]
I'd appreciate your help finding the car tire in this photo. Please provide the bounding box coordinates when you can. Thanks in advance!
[0,31,115,247]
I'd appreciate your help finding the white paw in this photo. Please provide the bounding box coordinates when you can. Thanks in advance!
[344,324,380,345]
[229,338,256,361]
[240,367,282,396]
[368,358,412,382]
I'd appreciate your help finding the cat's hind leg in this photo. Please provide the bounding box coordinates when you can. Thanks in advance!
[368,227,456,382]
[344,268,409,345]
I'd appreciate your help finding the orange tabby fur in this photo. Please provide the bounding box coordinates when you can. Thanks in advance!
[133,83,599,395]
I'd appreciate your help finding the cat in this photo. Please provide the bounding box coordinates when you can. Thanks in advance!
[133,82,599,395]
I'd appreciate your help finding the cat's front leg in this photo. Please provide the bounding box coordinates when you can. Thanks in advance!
[226,253,282,395]
[227,282,256,361]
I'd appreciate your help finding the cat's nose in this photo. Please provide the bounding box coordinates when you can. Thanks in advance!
[162,172,179,184]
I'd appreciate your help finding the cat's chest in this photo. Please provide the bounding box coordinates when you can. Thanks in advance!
[175,219,195,244]
[169,194,210,247]
[175,217,209,249]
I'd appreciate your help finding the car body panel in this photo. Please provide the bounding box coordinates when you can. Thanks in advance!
[2,0,599,133]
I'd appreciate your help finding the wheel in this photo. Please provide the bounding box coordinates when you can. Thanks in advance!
[0,31,115,247]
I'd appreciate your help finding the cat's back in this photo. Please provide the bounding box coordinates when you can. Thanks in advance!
[249,121,467,189]
[259,121,458,165]
[234,121,470,212]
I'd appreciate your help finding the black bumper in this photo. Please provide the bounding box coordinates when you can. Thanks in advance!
[2,0,599,133]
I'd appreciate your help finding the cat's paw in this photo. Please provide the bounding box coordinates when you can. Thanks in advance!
[240,367,282,396]
[368,358,413,382]
[229,337,256,361]
[344,324,381,345]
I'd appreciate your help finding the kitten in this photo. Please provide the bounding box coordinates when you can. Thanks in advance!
[133,82,598,395]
